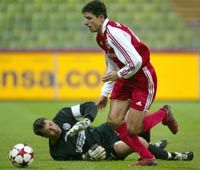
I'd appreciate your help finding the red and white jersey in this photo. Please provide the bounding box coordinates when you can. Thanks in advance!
[96,19,151,97]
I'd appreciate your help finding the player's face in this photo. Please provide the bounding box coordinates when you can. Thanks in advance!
[83,12,104,33]
[42,120,61,139]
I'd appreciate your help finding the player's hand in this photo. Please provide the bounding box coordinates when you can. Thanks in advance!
[96,95,107,110]
[67,118,91,136]
[102,71,119,82]
[82,144,106,161]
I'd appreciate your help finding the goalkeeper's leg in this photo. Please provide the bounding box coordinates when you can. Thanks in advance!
[148,144,193,161]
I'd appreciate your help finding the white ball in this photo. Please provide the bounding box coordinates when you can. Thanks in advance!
[9,143,34,168]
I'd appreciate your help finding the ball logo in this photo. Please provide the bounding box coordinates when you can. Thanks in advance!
[9,143,34,168]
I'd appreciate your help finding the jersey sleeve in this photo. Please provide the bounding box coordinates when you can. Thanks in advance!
[101,54,116,97]
[54,108,77,127]
[71,101,98,122]
[107,26,142,78]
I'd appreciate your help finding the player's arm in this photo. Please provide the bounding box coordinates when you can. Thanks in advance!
[107,26,142,79]
[101,54,117,96]
[67,102,98,136]
[97,55,116,109]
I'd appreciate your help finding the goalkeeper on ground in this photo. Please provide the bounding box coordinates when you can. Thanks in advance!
[33,101,193,161]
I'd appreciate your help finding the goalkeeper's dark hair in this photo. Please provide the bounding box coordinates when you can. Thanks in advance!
[82,0,107,18]
[33,118,46,137]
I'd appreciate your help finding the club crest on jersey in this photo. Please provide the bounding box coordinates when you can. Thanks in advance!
[62,123,71,130]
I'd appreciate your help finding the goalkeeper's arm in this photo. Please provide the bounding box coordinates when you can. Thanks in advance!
[67,118,91,136]
[67,101,98,136]
[70,101,98,122]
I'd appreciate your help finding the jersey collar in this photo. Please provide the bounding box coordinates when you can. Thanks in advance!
[102,18,109,34]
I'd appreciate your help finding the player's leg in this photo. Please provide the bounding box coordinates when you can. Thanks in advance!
[107,100,150,159]
[124,102,177,164]
[151,139,168,149]
[141,105,178,134]
[138,132,170,160]
[108,74,157,165]
[128,66,178,135]
[126,108,146,135]
[138,131,151,143]
[151,139,193,161]
[127,87,167,135]
[112,140,135,160]
[107,100,156,164]
[112,136,167,161]
[111,137,149,160]
[148,143,193,161]
[107,99,130,129]
[123,108,157,165]
[168,151,193,161]
[113,138,193,161]
[107,78,132,129]
[122,65,159,165]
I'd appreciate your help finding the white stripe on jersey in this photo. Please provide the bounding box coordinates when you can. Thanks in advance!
[105,24,142,79]
[142,66,155,111]
[71,104,82,118]
[76,131,86,153]
[64,130,86,153]
[107,29,135,68]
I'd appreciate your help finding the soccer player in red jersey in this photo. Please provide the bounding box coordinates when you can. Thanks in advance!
[82,0,179,166]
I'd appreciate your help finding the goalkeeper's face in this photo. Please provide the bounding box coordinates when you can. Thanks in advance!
[41,120,61,140]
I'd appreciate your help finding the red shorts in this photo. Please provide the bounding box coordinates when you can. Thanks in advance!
[110,63,157,111]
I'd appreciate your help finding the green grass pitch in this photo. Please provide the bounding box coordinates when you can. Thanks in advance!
[0,101,199,170]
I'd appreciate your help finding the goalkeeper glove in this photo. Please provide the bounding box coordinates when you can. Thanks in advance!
[67,118,91,136]
[82,144,106,161]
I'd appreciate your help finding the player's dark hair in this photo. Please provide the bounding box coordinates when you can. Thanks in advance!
[33,118,46,137]
[82,0,107,18]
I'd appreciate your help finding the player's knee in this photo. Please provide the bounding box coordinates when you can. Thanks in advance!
[127,126,136,135]
[107,116,121,129]
[127,124,143,135]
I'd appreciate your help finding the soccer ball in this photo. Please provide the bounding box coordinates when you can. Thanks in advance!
[9,143,34,168]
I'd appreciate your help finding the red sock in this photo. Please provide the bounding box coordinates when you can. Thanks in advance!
[143,108,167,132]
[116,122,153,159]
